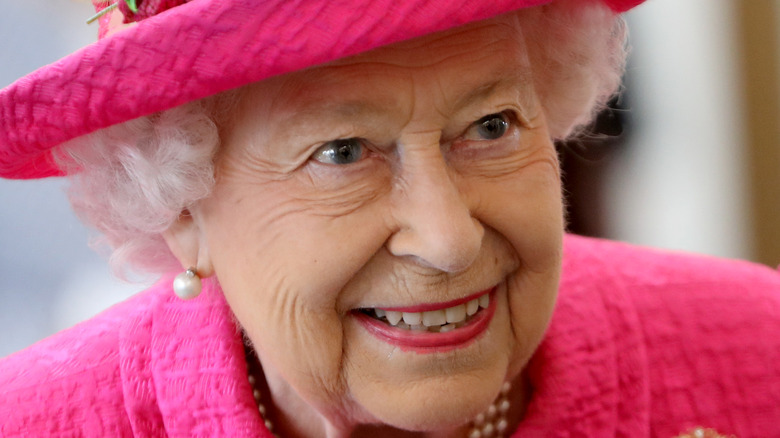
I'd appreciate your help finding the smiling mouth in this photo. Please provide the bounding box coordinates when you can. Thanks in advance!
[353,287,497,352]
[359,294,490,333]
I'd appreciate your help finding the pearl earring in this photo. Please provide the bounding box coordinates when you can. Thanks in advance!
[173,268,202,300]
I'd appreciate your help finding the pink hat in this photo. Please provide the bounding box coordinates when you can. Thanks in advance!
[0,0,643,179]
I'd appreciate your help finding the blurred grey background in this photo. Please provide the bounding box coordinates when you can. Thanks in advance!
[1,0,778,357]
[0,1,143,357]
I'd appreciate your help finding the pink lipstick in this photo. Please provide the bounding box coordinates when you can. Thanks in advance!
[354,287,496,353]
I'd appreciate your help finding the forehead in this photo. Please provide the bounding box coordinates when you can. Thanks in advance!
[240,14,533,116]
[335,13,528,70]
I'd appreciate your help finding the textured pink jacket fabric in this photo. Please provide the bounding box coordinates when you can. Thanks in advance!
[2,235,779,437]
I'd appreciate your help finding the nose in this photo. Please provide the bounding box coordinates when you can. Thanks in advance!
[386,146,484,273]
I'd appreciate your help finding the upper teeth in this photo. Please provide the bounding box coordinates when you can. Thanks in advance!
[371,294,490,332]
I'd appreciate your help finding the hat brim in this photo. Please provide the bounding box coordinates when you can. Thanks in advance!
[0,0,642,179]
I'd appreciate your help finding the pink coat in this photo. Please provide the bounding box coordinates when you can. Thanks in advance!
[2,235,779,437]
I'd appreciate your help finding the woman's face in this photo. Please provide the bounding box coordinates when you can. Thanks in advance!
[190,13,563,434]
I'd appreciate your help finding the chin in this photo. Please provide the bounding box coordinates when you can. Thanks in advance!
[355,368,509,433]
[346,318,518,432]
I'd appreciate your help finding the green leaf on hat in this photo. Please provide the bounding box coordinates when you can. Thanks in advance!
[124,0,139,13]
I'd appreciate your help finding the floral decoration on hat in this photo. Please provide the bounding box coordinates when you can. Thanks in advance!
[88,0,192,33]
[118,0,194,23]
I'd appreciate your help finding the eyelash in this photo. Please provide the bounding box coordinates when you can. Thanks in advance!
[311,138,366,165]
[310,111,517,165]
[463,112,511,142]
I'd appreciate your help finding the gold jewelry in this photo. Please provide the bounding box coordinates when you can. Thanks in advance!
[675,428,735,438]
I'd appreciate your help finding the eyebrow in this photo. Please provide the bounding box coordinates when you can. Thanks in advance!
[291,99,397,126]
[451,72,533,111]
[453,80,504,110]
[287,70,532,128]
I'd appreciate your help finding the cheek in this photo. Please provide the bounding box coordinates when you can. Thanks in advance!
[199,181,397,404]
[473,158,564,268]
[470,158,564,373]
[203,168,394,306]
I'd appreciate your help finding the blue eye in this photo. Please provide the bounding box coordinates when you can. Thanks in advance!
[470,113,509,140]
[312,138,364,164]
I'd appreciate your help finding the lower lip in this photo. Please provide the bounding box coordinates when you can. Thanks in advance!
[354,288,497,353]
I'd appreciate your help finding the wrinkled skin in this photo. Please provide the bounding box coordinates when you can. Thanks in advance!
[165,12,564,438]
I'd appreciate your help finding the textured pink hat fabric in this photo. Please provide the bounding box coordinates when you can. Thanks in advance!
[0,0,643,179]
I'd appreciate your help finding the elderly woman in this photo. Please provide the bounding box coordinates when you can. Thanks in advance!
[1,0,779,436]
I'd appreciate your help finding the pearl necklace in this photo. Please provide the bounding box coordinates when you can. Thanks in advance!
[248,372,280,438]
[245,347,512,438]
[467,381,512,438]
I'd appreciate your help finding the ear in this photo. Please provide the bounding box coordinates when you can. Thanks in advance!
[162,209,215,278]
